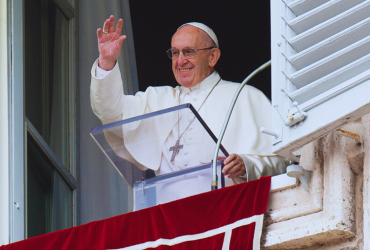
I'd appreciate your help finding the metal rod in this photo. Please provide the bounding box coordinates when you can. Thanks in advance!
[211,60,271,190]
[260,127,279,139]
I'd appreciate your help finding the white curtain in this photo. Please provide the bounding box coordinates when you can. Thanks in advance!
[78,0,140,224]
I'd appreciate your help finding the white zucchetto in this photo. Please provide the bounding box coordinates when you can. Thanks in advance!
[178,22,219,48]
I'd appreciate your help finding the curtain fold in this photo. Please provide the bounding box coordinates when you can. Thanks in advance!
[78,0,140,224]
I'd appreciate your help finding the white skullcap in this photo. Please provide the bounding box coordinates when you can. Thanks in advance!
[178,22,219,48]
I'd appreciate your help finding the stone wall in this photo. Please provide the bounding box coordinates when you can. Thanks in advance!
[262,113,370,249]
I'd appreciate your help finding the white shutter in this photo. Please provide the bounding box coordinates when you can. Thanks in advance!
[270,0,370,158]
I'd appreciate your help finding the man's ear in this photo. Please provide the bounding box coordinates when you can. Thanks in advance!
[209,48,221,67]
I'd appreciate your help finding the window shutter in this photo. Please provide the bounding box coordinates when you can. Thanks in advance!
[270,0,370,158]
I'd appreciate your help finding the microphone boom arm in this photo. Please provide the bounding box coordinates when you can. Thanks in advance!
[211,60,271,190]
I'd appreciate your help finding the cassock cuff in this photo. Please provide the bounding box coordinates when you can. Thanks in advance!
[237,154,289,183]
[239,154,266,182]
[90,58,124,122]
[239,154,252,180]
[91,58,119,79]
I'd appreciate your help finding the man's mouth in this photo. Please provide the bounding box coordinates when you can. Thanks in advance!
[179,68,193,72]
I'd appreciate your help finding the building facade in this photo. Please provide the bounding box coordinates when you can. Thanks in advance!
[2,0,370,249]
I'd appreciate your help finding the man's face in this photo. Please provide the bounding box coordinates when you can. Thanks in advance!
[171,26,214,88]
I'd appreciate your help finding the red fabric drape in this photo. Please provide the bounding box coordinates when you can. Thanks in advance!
[1,176,271,250]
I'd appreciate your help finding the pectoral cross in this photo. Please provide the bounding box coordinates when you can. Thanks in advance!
[169,139,183,164]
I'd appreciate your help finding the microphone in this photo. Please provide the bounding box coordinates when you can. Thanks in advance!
[211,60,271,190]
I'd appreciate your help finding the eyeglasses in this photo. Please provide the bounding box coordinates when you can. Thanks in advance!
[166,47,215,60]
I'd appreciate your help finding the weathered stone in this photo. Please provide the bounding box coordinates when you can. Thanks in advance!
[262,113,370,249]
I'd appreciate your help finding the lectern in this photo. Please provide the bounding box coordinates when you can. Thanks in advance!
[91,104,228,210]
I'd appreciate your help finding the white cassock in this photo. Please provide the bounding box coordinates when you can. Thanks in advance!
[90,60,287,190]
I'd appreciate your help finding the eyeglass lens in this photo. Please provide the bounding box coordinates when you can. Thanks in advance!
[167,48,197,59]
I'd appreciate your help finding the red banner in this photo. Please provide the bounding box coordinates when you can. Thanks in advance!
[1,176,271,250]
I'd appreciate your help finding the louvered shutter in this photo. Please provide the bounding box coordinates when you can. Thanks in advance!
[270,0,370,158]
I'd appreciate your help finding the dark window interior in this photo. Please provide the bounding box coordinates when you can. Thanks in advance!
[130,1,271,99]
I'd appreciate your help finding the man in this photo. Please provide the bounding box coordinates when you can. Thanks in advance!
[91,16,287,185]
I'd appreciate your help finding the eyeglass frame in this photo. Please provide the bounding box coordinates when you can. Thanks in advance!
[166,47,215,60]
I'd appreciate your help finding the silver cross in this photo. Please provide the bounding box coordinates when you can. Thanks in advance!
[169,139,183,164]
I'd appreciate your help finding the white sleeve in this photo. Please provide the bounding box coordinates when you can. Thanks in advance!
[234,154,288,183]
[90,59,124,124]
[95,64,111,79]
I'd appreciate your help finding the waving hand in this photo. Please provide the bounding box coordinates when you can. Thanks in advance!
[97,15,126,70]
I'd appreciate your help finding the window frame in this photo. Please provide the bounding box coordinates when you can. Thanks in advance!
[26,119,77,190]
[24,0,78,237]
[0,0,9,245]
[8,0,26,242]
[7,0,78,241]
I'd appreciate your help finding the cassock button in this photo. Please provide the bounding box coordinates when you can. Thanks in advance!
[193,98,197,101]
[188,127,193,131]
[188,137,192,140]
[184,152,188,155]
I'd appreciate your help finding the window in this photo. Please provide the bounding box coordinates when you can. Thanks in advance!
[24,0,76,237]
[26,132,73,237]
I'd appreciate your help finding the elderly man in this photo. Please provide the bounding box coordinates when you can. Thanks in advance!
[91,16,287,185]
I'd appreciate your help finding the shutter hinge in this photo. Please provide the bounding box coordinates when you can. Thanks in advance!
[278,89,307,126]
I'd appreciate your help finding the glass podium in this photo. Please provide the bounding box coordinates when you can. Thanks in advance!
[91,104,228,211]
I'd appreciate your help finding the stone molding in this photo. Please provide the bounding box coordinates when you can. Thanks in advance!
[262,113,370,249]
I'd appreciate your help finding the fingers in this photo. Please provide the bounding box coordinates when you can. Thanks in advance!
[227,163,245,178]
[223,161,242,175]
[222,154,238,174]
[222,154,246,178]
[97,16,126,61]
[97,28,103,39]
[102,18,110,34]
[225,164,244,178]
[116,19,124,35]
[101,16,124,37]
[118,35,127,47]
[109,15,115,33]
[223,154,237,165]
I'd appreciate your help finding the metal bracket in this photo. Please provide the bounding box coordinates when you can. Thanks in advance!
[287,163,311,191]
[260,127,282,145]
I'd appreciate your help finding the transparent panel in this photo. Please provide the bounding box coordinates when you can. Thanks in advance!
[91,104,228,209]
[134,161,223,211]
[27,134,73,238]
[25,0,70,169]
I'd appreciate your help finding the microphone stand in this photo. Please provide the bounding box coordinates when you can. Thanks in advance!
[211,60,271,190]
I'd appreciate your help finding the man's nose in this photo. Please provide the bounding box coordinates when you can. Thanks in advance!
[177,51,188,65]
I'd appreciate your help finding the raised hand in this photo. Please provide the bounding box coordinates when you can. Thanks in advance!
[97,15,126,71]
